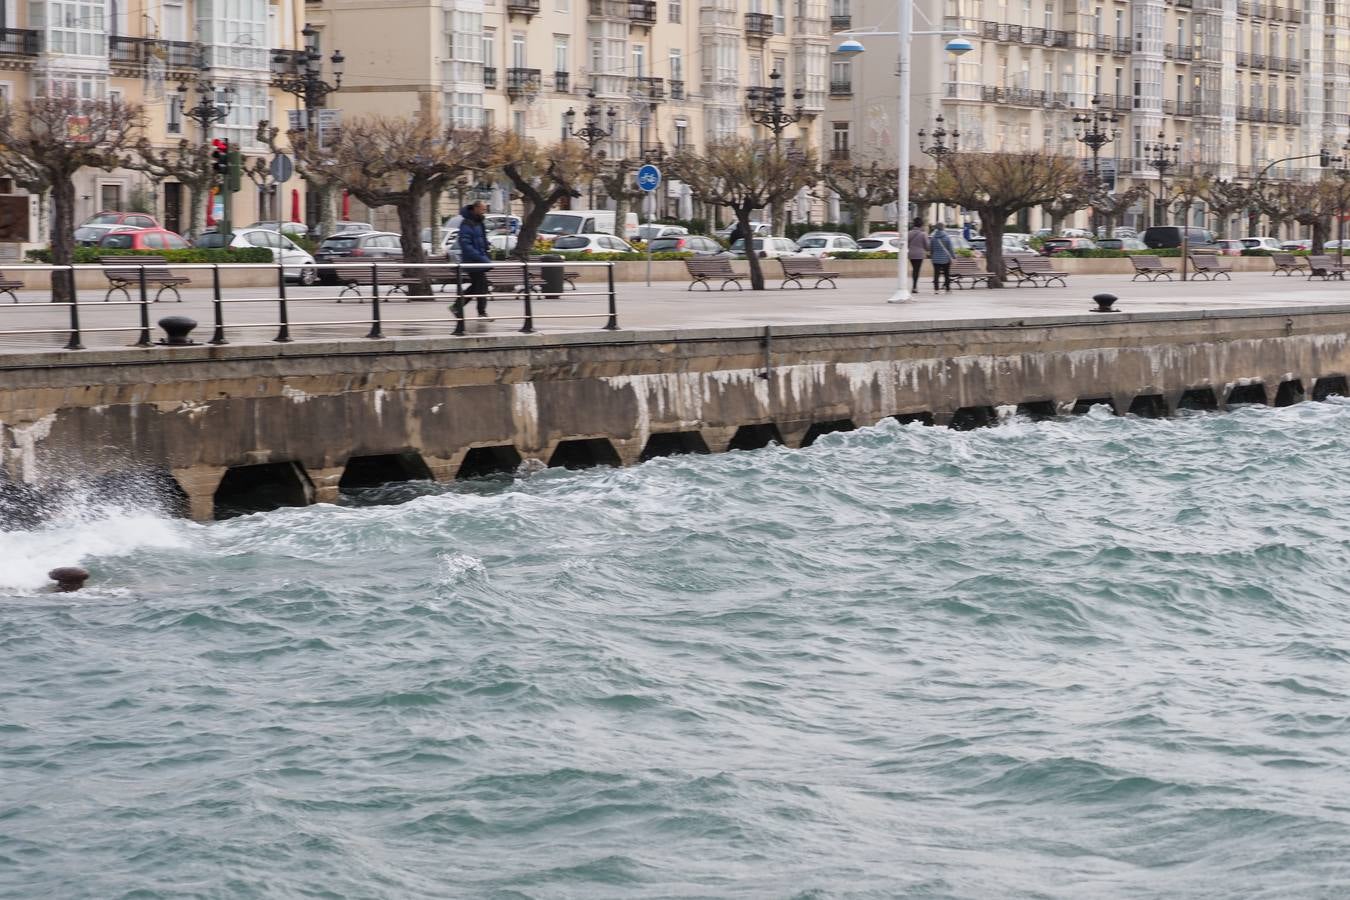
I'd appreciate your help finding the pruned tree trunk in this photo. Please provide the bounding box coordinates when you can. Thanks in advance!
[50,177,77,303]
[736,206,765,290]
[981,212,1007,288]
[395,196,431,298]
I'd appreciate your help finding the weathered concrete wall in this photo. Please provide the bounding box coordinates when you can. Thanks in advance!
[3,307,1349,519]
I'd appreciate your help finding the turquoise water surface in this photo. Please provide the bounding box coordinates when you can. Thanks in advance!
[4,403,1350,898]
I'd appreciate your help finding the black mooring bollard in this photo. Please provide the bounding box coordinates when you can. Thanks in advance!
[1091,293,1119,313]
[157,315,198,345]
[48,566,89,592]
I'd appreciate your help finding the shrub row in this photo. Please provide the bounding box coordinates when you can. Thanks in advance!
[25,247,275,264]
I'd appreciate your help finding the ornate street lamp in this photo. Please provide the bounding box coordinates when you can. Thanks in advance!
[1074,96,1119,181]
[271,23,345,128]
[565,89,618,154]
[745,69,805,146]
[178,69,235,137]
[917,114,959,161]
[1144,131,1181,225]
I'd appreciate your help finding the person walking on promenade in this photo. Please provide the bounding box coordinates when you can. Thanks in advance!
[930,223,955,292]
[454,201,492,317]
[907,219,930,293]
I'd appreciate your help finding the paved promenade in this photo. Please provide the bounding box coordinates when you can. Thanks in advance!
[1,272,1348,354]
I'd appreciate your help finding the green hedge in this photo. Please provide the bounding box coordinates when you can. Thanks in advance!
[827,251,901,260]
[25,247,275,264]
[547,250,693,261]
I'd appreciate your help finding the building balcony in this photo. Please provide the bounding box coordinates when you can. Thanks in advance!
[829,147,851,162]
[669,79,685,100]
[830,14,851,30]
[554,70,568,92]
[982,21,1070,48]
[110,36,202,73]
[1162,99,1196,115]
[484,66,498,88]
[635,76,664,100]
[0,27,40,61]
[506,0,541,17]
[745,12,774,38]
[628,0,657,24]
[505,67,541,97]
[1251,52,1266,68]
[1163,43,1194,60]
[830,80,852,96]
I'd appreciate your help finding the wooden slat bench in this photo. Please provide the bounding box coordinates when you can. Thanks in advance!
[1188,253,1233,281]
[686,257,745,291]
[1306,254,1349,281]
[1271,252,1310,276]
[332,262,422,302]
[1006,255,1069,287]
[949,257,993,289]
[99,255,189,302]
[779,256,840,289]
[1130,254,1176,281]
[0,270,24,303]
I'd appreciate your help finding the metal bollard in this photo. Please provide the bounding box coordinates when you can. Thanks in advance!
[275,264,293,342]
[367,263,383,338]
[135,265,152,347]
[210,264,228,344]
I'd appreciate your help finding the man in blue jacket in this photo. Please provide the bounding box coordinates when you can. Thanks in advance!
[454,201,492,317]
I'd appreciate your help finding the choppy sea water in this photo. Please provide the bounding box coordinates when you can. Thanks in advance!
[4,402,1350,899]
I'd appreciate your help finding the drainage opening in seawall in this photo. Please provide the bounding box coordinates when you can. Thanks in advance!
[1127,394,1167,418]
[1225,383,1267,407]
[728,423,784,451]
[1016,400,1058,421]
[640,431,710,462]
[214,461,313,519]
[893,412,934,426]
[457,445,524,479]
[548,438,622,470]
[1313,375,1349,401]
[801,420,857,447]
[1176,388,1218,412]
[1072,397,1114,415]
[1274,379,1304,407]
[949,406,997,431]
[89,469,190,518]
[340,452,433,490]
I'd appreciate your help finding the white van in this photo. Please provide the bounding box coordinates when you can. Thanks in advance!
[537,209,639,241]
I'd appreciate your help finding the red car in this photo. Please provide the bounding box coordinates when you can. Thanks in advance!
[83,210,162,229]
[98,228,191,250]
[1040,237,1098,256]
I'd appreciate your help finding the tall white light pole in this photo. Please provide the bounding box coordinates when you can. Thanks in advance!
[836,26,973,303]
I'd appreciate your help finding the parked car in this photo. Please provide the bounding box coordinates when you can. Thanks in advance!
[647,234,727,256]
[971,235,1031,253]
[83,210,161,229]
[1214,239,1245,256]
[1041,237,1098,255]
[856,236,902,254]
[717,221,770,240]
[1142,226,1217,250]
[313,231,404,283]
[98,227,191,251]
[794,234,859,257]
[330,221,373,236]
[1095,226,1139,239]
[199,226,318,284]
[864,231,900,241]
[1060,227,1093,238]
[636,224,689,242]
[1321,240,1350,251]
[1004,232,1034,245]
[1280,239,1311,251]
[249,220,309,238]
[1240,236,1283,252]
[1096,237,1148,251]
[551,233,636,254]
[731,236,799,258]
[75,224,136,246]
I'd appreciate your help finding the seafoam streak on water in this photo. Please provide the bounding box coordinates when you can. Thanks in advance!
[4,401,1350,898]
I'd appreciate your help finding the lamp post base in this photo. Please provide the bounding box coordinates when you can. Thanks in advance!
[887,287,912,303]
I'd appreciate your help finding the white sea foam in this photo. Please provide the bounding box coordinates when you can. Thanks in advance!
[0,507,189,593]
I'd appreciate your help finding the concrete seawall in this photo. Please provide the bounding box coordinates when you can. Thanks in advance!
[4,304,1350,520]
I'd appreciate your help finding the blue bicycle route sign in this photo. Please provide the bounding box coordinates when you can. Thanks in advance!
[636,164,661,192]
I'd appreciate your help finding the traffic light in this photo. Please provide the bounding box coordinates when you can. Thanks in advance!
[211,138,229,175]
[1321,148,1337,168]
[227,148,242,194]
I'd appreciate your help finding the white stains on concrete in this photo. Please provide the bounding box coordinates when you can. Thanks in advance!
[373,389,387,419]
[9,413,56,483]
[282,384,309,404]
[511,381,540,449]
[175,400,209,421]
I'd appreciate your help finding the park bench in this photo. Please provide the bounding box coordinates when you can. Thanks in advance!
[100,255,189,302]
[949,257,993,289]
[1130,255,1176,281]
[1306,254,1350,281]
[1006,255,1069,287]
[779,256,840,289]
[332,262,423,301]
[1188,253,1233,281]
[0,270,24,303]
[685,257,746,291]
[1271,252,1310,276]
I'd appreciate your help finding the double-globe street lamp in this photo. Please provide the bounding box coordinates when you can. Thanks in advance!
[178,68,235,138]
[745,69,805,231]
[1074,97,1119,234]
[834,26,974,303]
[565,89,618,205]
[1144,131,1190,277]
[271,24,344,232]
[917,115,959,161]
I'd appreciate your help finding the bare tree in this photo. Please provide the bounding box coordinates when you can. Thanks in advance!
[291,116,489,266]
[930,151,1083,285]
[591,154,647,242]
[257,119,341,238]
[668,138,817,289]
[128,139,213,239]
[1201,178,1253,237]
[492,132,591,259]
[0,95,144,301]
[819,157,898,236]
[1041,174,1095,235]
[1088,185,1149,238]
[1257,180,1302,238]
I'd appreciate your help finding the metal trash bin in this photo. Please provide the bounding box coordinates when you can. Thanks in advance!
[539,253,565,299]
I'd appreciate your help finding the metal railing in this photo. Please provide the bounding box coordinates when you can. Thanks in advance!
[0,28,40,57]
[0,261,621,351]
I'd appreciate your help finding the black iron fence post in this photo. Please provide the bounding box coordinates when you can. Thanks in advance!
[604,263,619,330]
[210,264,228,344]
[135,264,152,347]
[63,267,84,350]
[274,263,293,342]
[519,259,534,334]
[452,263,466,336]
[366,263,383,339]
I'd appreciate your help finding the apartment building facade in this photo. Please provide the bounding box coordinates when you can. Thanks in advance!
[307,0,836,221]
[829,0,1350,233]
[0,0,307,246]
